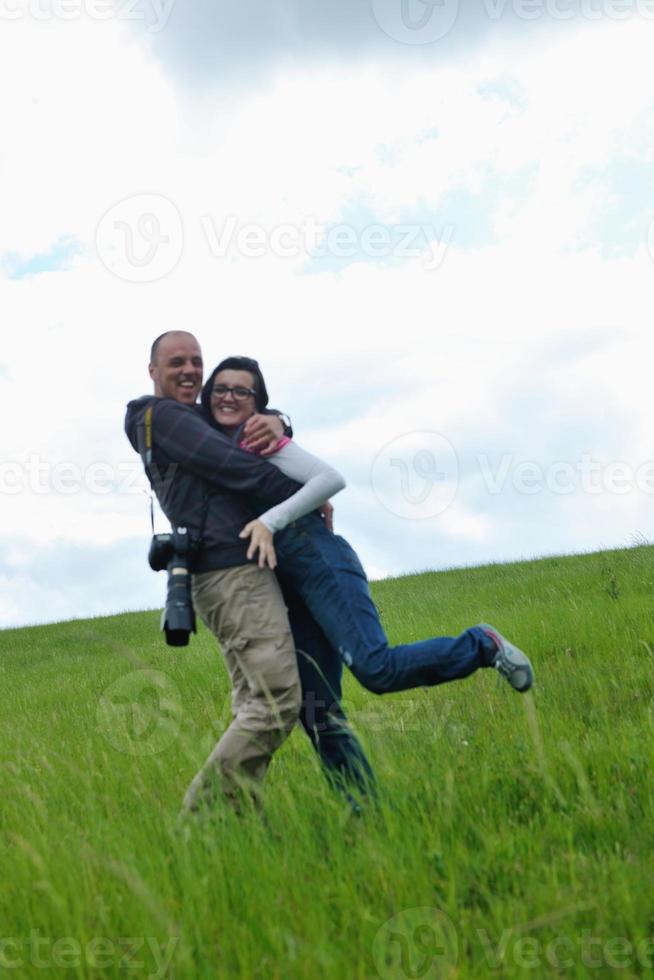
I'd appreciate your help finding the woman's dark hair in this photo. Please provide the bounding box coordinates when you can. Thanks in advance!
[201,355,269,418]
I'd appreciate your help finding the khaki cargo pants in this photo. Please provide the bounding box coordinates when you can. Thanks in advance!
[183,563,302,811]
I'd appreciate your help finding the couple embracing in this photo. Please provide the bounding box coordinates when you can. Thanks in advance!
[125,331,534,814]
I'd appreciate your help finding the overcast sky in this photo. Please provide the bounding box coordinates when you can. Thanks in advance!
[1,0,653,628]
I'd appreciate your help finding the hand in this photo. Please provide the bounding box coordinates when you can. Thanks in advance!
[319,500,334,532]
[241,414,284,456]
[239,519,277,569]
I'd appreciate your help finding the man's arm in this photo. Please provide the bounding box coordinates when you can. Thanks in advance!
[242,410,292,455]
[151,399,299,507]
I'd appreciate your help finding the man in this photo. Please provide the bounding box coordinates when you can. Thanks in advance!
[125,331,374,811]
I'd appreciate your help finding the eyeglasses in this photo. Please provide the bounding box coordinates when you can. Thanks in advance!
[211,384,257,402]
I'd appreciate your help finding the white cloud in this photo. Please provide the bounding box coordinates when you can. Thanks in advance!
[1,16,654,627]
[0,16,179,256]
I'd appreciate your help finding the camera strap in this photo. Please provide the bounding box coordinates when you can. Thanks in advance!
[144,404,155,535]
[136,401,158,535]
[144,404,154,466]
[137,398,210,546]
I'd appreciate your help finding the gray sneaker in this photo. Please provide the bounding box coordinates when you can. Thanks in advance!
[479,624,534,693]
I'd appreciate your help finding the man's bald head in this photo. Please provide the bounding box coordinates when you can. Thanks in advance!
[148,331,204,405]
[150,330,200,366]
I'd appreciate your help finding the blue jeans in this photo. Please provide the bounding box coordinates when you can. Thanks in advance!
[279,579,376,802]
[276,514,497,695]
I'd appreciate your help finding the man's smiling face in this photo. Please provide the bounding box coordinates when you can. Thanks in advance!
[149,332,203,404]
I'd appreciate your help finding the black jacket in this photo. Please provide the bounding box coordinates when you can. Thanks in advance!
[125,395,302,572]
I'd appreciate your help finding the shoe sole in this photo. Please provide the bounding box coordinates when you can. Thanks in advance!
[479,623,534,693]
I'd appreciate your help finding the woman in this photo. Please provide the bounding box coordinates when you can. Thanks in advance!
[201,357,535,698]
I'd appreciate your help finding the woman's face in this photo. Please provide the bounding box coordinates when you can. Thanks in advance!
[210,369,257,431]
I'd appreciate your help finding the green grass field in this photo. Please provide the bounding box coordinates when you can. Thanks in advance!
[2,544,654,979]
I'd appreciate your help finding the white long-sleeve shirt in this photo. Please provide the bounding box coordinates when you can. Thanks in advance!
[256,440,345,533]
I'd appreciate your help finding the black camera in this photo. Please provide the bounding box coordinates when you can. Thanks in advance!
[148,528,197,647]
